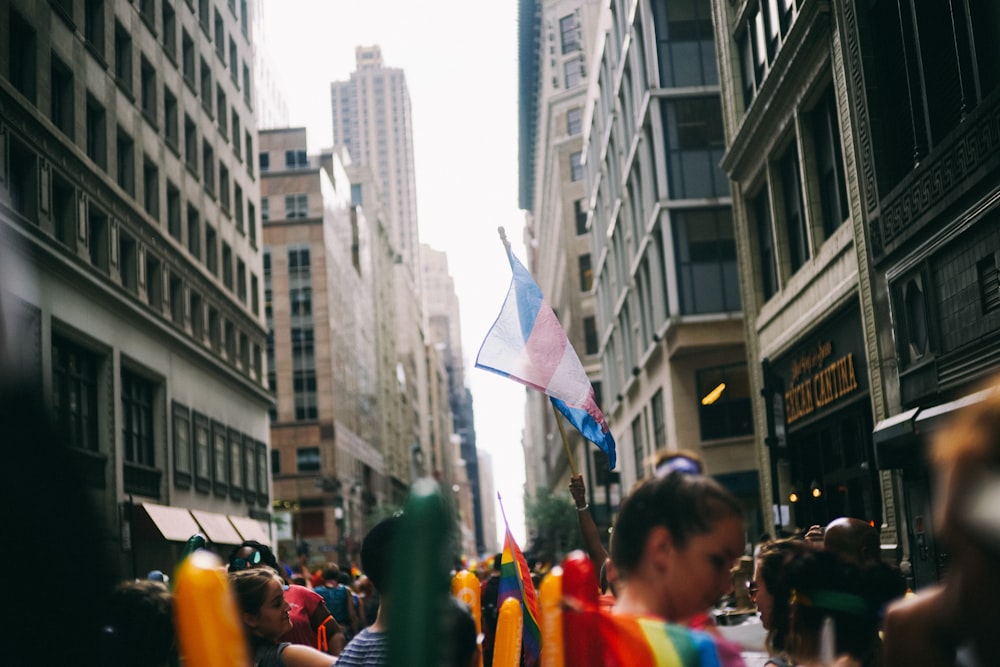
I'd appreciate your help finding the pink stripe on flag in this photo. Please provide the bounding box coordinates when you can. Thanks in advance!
[521,298,567,387]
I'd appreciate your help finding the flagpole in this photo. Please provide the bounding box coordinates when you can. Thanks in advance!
[551,402,578,477]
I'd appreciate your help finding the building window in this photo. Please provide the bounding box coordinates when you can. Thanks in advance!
[205,224,217,274]
[86,96,107,169]
[182,30,195,88]
[632,415,645,478]
[9,138,39,222]
[190,290,204,340]
[570,151,584,182]
[121,369,156,467]
[285,194,308,218]
[116,128,135,196]
[88,206,110,273]
[673,208,740,315]
[237,257,247,303]
[248,202,257,245]
[217,86,228,137]
[271,448,280,475]
[200,58,212,116]
[173,402,192,485]
[162,1,176,59]
[203,142,215,194]
[243,435,256,495]
[146,253,163,309]
[52,334,101,452]
[193,412,211,491]
[811,86,849,239]
[228,428,243,495]
[9,9,37,102]
[229,38,238,83]
[574,199,588,235]
[583,316,599,355]
[232,111,241,158]
[259,152,270,172]
[560,14,580,53]
[212,420,228,492]
[143,158,159,218]
[564,59,584,88]
[567,107,582,136]
[166,182,181,240]
[289,245,317,421]
[240,0,248,36]
[214,9,225,59]
[661,97,727,199]
[50,55,74,137]
[187,205,201,259]
[140,56,157,123]
[297,447,321,473]
[755,188,778,300]
[243,62,252,106]
[779,143,808,273]
[219,162,230,212]
[52,172,76,249]
[234,184,244,231]
[164,87,179,150]
[222,242,233,290]
[651,0,718,88]
[650,389,665,457]
[261,197,269,221]
[245,132,254,175]
[114,22,132,93]
[285,150,308,168]
[182,115,197,175]
[578,254,593,292]
[85,0,106,54]
[696,364,753,441]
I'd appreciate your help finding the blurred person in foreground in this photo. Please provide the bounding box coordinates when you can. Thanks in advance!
[882,377,1000,667]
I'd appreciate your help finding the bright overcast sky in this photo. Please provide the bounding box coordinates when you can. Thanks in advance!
[259,0,529,548]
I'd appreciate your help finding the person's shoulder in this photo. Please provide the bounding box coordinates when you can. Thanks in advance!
[287,584,323,601]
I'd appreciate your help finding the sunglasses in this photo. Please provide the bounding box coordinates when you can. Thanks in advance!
[747,581,760,598]
[232,550,263,570]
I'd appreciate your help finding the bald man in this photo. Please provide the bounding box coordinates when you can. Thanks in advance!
[823,517,881,567]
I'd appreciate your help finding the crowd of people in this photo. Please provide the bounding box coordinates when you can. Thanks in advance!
[7,298,1000,667]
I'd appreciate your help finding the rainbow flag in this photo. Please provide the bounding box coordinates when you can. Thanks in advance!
[498,525,541,666]
[598,615,738,667]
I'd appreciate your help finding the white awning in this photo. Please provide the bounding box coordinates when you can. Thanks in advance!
[139,502,202,542]
[190,509,244,546]
[228,515,271,546]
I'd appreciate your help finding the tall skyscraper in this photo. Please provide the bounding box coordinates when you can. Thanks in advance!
[1,0,271,579]
[331,45,420,274]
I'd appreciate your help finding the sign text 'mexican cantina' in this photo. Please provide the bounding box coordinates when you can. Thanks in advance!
[784,349,860,425]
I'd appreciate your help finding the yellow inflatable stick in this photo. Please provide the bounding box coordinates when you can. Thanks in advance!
[173,549,248,667]
[492,597,524,667]
[452,569,483,667]
[539,566,563,667]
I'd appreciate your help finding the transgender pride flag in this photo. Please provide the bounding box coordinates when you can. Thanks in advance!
[476,233,617,469]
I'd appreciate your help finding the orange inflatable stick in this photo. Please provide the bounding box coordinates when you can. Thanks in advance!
[539,565,564,667]
[173,549,248,667]
[452,569,483,667]
[492,597,524,667]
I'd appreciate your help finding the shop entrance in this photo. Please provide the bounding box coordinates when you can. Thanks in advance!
[786,400,881,530]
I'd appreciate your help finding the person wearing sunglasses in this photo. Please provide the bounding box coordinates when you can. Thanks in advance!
[227,541,346,656]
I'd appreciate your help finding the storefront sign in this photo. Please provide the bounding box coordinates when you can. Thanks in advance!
[772,303,869,429]
[785,350,860,424]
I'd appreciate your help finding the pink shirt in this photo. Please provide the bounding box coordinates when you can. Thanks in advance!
[279,584,325,647]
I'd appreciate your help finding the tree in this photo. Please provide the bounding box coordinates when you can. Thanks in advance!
[525,486,583,564]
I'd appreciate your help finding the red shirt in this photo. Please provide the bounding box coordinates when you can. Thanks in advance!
[279,584,325,648]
